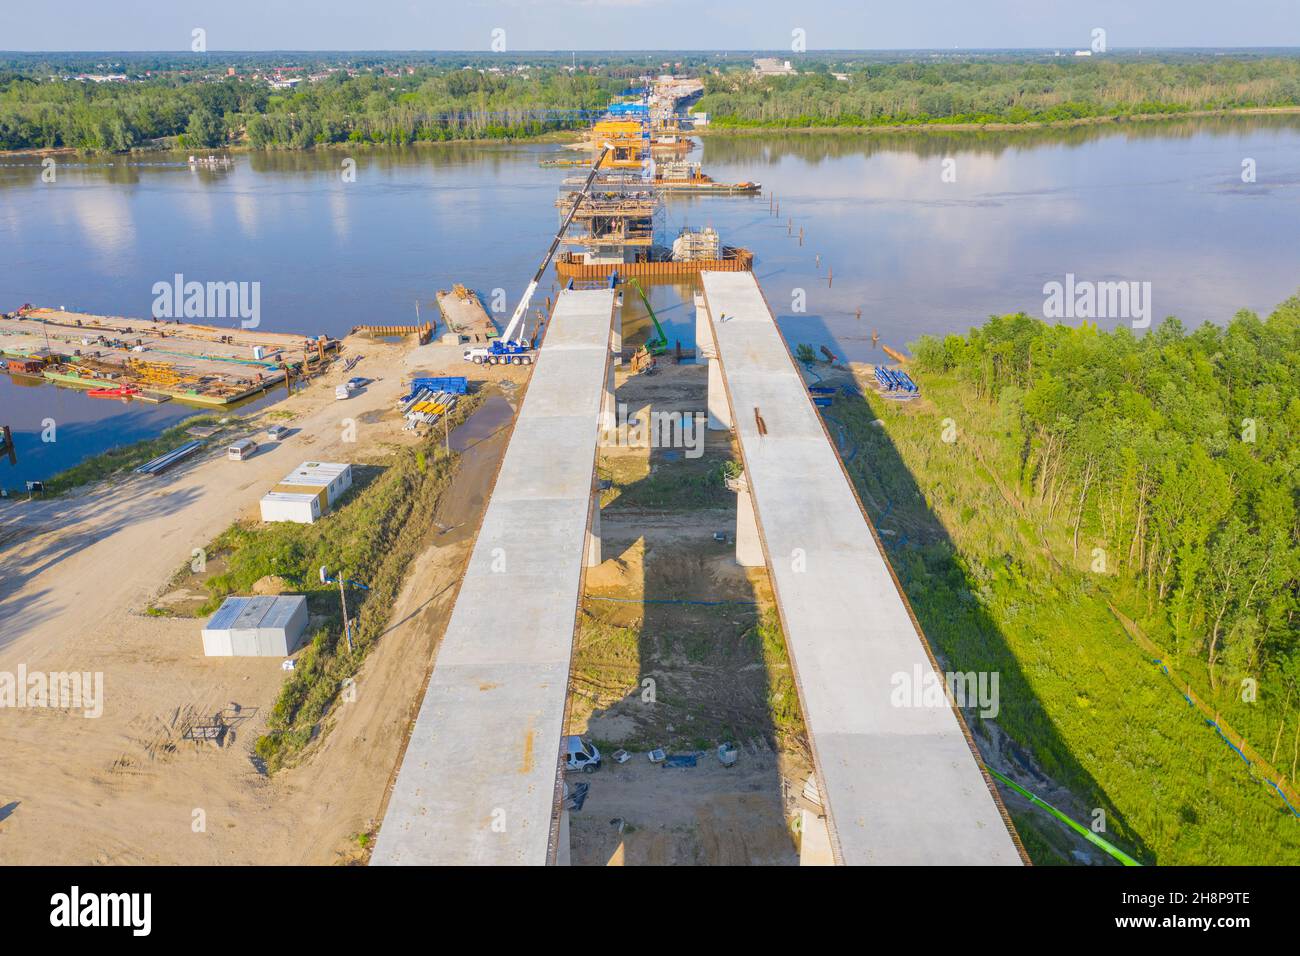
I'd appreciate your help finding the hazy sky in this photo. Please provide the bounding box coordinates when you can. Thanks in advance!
[3,0,1300,52]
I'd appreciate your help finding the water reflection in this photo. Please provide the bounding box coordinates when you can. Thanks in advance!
[2,119,1299,480]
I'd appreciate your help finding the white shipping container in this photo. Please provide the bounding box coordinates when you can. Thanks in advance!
[260,491,321,524]
[202,595,309,657]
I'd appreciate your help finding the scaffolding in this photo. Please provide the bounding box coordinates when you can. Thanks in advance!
[671,226,721,262]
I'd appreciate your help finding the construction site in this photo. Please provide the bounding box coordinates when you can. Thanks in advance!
[0,79,1000,871]
[551,89,758,280]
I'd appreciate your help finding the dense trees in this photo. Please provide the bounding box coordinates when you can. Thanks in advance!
[911,300,1300,687]
[696,58,1300,128]
[0,67,621,152]
[6,55,1300,152]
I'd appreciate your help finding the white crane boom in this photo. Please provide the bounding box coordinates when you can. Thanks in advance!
[500,143,613,346]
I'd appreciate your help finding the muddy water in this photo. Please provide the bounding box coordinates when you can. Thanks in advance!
[447,394,515,453]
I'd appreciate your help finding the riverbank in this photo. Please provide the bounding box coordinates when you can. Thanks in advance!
[0,127,576,158]
[695,104,1300,136]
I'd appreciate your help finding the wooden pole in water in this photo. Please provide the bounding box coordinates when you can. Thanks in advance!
[787,218,792,236]
[799,227,804,247]
[828,267,833,288]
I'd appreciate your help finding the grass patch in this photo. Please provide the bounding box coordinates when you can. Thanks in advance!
[40,413,225,495]
[600,456,738,510]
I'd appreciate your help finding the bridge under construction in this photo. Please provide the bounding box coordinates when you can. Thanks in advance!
[372,287,616,866]
[696,270,1024,865]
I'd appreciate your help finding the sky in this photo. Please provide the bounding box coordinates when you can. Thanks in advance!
[2,0,1300,52]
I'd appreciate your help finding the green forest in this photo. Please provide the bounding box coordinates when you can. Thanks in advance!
[696,58,1300,127]
[828,299,1300,862]
[0,67,621,152]
[910,304,1299,688]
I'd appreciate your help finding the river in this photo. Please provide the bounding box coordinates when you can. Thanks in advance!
[2,115,1298,485]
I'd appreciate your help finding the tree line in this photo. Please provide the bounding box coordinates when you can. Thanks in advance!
[695,58,1300,128]
[911,299,1300,689]
[0,67,622,152]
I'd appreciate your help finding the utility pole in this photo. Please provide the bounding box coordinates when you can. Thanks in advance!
[337,575,352,654]
[322,566,367,654]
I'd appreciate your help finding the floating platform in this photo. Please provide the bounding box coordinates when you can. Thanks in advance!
[351,322,433,344]
[436,286,498,343]
[656,178,761,194]
[554,249,753,280]
[0,308,340,407]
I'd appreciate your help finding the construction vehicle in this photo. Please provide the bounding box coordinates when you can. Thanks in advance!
[464,144,613,366]
[623,276,668,374]
[625,277,668,355]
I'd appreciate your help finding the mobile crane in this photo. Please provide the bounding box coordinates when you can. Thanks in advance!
[464,143,612,366]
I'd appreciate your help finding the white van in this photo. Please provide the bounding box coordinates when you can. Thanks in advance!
[227,438,258,461]
[563,735,601,774]
[334,384,351,401]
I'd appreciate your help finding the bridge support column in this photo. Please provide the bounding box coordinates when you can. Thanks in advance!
[799,809,835,866]
[696,293,731,430]
[556,808,572,866]
[795,774,835,865]
[599,362,616,432]
[585,492,602,568]
[611,300,623,365]
[727,474,764,567]
[707,359,731,431]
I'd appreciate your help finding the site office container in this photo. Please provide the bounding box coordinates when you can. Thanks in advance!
[259,491,322,524]
[283,462,352,506]
[201,594,308,657]
[261,462,353,522]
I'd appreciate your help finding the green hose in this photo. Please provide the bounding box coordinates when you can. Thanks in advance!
[986,766,1142,866]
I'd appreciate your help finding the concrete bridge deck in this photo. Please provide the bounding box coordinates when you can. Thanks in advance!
[699,271,1023,865]
[372,288,615,866]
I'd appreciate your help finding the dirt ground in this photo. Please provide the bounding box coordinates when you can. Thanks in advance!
[0,336,522,864]
[568,756,796,866]
[567,359,810,866]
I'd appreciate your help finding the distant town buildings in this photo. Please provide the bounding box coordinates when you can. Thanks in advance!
[753,57,798,76]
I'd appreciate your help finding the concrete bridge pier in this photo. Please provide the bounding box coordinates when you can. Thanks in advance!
[695,294,731,430]
[585,491,602,568]
[600,361,616,432]
[611,295,623,364]
[725,474,764,567]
